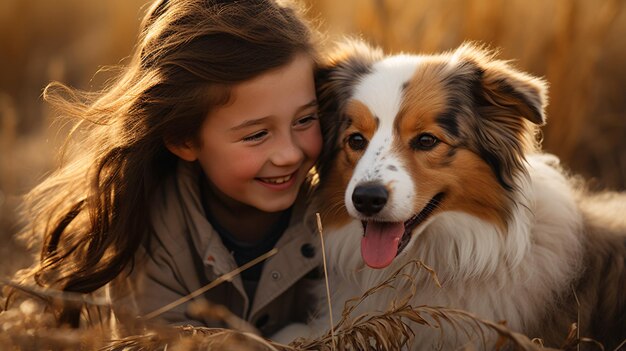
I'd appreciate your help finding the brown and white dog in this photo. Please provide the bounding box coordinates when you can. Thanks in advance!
[276,42,626,349]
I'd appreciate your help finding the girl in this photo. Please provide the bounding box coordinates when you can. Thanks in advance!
[16,0,326,337]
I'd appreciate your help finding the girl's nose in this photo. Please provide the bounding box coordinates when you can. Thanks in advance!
[271,134,304,166]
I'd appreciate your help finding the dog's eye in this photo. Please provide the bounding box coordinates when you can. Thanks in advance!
[347,133,368,151]
[410,133,439,150]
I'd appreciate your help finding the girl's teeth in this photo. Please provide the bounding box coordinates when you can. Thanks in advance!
[262,175,292,184]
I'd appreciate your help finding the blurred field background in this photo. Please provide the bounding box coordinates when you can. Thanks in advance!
[1,0,625,279]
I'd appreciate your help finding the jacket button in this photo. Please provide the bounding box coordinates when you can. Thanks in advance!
[255,313,269,329]
[301,243,315,258]
[271,270,281,280]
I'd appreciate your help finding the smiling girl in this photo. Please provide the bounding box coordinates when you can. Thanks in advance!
[17,0,326,336]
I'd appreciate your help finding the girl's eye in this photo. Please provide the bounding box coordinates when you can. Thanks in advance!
[410,133,439,150]
[242,130,268,142]
[294,113,319,127]
[346,132,368,151]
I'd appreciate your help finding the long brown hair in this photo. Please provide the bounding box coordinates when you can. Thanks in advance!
[15,0,320,325]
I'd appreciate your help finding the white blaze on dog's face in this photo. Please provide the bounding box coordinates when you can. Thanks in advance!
[345,56,422,221]
[318,42,547,269]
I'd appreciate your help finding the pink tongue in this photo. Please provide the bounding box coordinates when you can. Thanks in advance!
[361,221,405,269]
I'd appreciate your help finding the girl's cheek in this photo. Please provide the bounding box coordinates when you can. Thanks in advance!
[231,152,264,178]
[306,124,323,160]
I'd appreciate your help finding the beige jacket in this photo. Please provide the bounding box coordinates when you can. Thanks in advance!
[113,161,322,336]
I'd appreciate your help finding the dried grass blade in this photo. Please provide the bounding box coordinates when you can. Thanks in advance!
[187,299,260,335]
[142,248,277,320]
[612,338,626,351]
[316,212,336,351]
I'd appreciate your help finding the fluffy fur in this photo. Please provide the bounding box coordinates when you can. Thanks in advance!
[283,42,626,349]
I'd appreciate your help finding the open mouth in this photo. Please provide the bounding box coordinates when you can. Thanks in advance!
[257,173,294,185]
[360,192,445,269]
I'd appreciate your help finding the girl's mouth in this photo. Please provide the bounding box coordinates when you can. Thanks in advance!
[258,173,294,184]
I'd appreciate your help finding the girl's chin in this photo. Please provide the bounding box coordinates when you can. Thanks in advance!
[253,190,300,213]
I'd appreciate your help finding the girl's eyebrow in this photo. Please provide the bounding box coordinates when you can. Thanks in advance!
[299,99,318,111]
[229,117,270,131]
[229,99,318,131]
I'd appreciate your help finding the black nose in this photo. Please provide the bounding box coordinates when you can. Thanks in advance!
[352,183,388,216]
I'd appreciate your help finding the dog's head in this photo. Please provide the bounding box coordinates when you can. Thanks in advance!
[316,41,547,269]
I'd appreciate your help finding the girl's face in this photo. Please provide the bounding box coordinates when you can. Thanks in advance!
[177,54,321,213]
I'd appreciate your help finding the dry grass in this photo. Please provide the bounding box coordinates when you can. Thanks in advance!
[290,261,561,351]
[1,260,585,351]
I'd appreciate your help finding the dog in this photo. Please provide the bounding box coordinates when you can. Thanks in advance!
[277,42,626,350]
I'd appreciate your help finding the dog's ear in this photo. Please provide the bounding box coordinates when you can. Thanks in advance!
[452,43,548,191]
[315,39,383,122]
[454,43,548,126]
[315,40,383,181]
